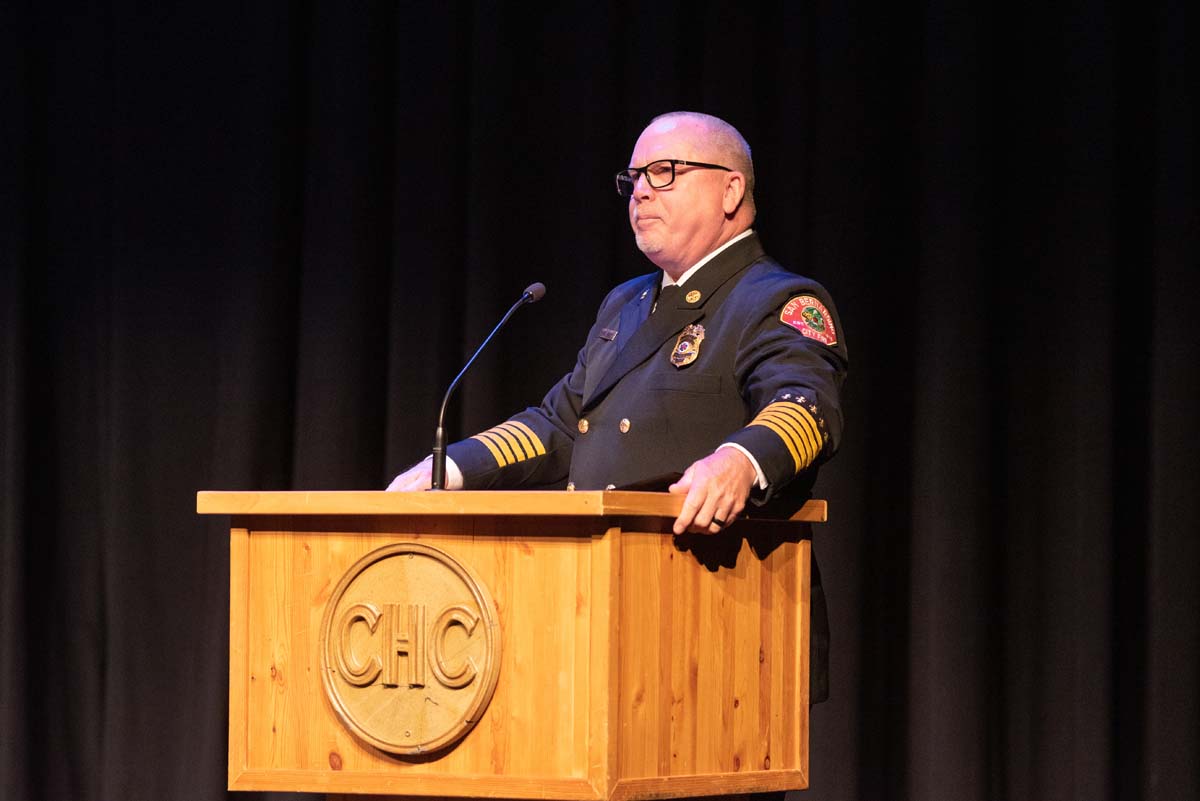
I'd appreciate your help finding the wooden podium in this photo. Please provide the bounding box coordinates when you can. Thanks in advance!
[197,490,823,800]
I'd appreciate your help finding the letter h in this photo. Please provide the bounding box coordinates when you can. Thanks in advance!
[382,603,426,688]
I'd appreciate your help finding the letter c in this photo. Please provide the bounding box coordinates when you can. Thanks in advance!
[430,605,481,689]
[335,603,383,686]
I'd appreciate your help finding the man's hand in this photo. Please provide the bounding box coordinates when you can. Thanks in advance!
[385,459,433,492]
[668,447,757,535]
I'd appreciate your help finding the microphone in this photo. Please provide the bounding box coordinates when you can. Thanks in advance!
[430,282,546,490]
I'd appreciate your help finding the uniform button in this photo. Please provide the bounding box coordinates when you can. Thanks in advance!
[566,482,576,491]
[578,418,589,434]
[605,484,616,491]
[618,418,631,433]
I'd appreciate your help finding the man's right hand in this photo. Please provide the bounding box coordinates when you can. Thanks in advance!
[386,456,464,491]
[386,459,433,492]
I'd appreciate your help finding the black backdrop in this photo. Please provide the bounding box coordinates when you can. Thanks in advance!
[2,3,1197,801]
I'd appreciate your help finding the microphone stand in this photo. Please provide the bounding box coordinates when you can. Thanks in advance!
[430,283,545,489]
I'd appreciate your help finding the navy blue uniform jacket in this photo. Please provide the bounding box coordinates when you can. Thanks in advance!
[447,233,846,702]
[448,232,847,512]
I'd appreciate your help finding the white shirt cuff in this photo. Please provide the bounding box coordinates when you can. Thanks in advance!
[446,456,464,490]
[422,454,464,490]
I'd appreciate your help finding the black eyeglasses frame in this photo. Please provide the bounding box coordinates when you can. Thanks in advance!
[614,159,733,198]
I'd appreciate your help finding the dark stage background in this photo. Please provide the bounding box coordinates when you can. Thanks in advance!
[2,3,1197,801]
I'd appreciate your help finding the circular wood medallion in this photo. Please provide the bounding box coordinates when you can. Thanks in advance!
[320,543,501,755]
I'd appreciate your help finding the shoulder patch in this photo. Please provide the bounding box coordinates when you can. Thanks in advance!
[780,295,838,346]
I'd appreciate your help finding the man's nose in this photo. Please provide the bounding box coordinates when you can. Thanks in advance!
[633,171,654,198]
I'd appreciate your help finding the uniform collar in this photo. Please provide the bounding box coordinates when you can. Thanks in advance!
[663,229,756,289]
[654,231,766,314]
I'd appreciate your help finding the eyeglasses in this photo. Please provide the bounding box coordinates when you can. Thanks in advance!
[615,159,733,198]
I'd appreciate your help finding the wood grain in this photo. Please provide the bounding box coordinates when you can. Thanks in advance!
[613,534,810,788]
[197,490,826,523]
[208,491,817,798]
[228,528,250,785]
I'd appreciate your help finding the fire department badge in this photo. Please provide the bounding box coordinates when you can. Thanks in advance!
[780,295,838,346]
[670,324,705,367]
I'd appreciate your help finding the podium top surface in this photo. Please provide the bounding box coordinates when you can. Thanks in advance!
[196,490,827,523]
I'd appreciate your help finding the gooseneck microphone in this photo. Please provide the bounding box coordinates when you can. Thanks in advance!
[430,282,547,489]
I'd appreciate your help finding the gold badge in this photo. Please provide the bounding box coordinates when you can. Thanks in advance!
[685,289,702,303]
[670,324,705,367]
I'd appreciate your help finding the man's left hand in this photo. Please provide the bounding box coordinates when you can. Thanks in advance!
[668,448,757,535]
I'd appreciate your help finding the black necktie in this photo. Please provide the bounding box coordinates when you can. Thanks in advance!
[654,284,681,314]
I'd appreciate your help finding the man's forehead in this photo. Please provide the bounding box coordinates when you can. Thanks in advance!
[642,115,706,141]
[633,118,703,156]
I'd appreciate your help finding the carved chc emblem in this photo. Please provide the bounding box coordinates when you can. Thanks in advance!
[320,543,501,755]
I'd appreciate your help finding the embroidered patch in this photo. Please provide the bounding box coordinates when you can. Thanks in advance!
[670,324,705,367]
[780,295,838,346]
[599,327,618,341]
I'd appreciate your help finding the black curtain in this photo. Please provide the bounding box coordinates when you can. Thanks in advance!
[2,3,1197,800]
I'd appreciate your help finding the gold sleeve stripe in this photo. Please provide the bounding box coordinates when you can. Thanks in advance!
[471,421,548,468]
[762,405,823,461]
[496,422,537,459]
[747,401,827,474]
[794,406,826,454]
[761,401,825,447]
[757,410,818,466]
[477,430,518,465]
[757,409,817,462]
[777,403,826,459]
[752,417,803,472]
[470,432,507,466]
[491,426,527,461]
[505,420,547,456]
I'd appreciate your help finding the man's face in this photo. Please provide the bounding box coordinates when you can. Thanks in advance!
[627,118,734,275]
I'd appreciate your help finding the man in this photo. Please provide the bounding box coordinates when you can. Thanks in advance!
[388,111,846,542]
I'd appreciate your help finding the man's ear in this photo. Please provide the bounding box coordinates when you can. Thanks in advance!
[722,172,746,215]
